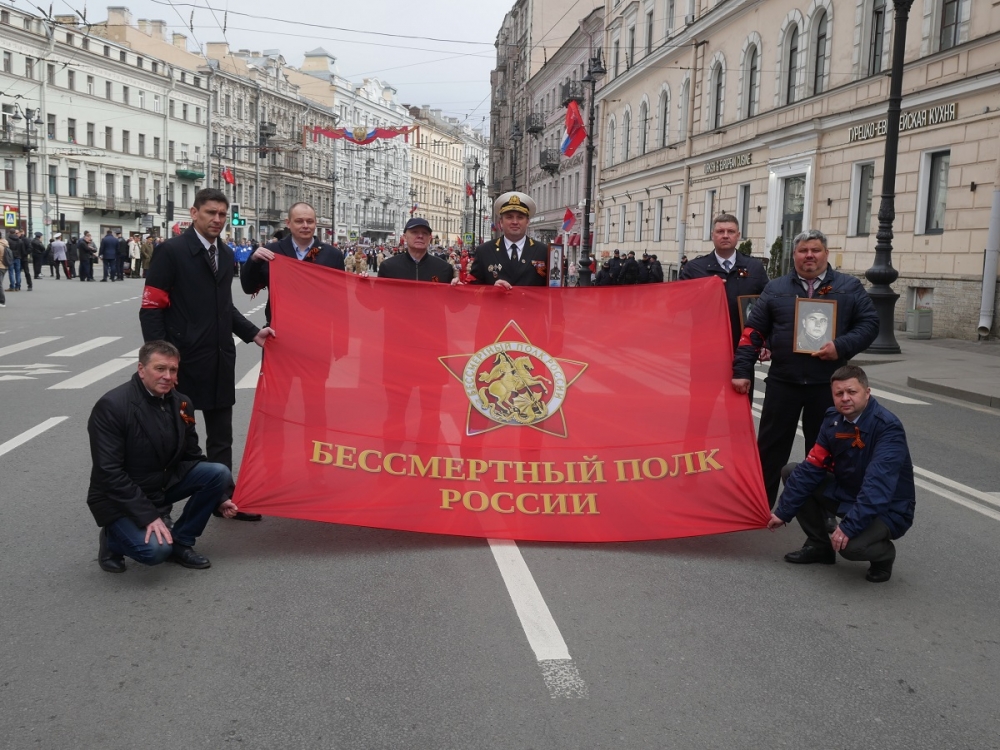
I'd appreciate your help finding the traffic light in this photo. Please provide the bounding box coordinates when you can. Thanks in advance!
[231,203,246,226]
[165,200,175,222]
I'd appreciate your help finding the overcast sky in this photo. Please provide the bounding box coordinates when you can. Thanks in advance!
[67,0,513,127]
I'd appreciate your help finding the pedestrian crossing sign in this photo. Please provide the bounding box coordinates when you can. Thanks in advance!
[3,204,17,227]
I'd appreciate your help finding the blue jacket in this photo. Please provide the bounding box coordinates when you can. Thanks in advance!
[775,397,915,539]
[733,267,879,385]
[98,233,119,260]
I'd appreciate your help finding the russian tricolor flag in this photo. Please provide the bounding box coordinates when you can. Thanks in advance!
[561,100,587,157]
[562,208,576,232]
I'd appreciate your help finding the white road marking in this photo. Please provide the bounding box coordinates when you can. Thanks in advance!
[913,467,1000,510]
[236,361,261,389]
[914,478,1000,522]
[47,337,122,358]
[48,358,136,390]
[488,539,587,699]
[0,375,35,381]
[118,349,140,359]
[0,417,69,458]
[0,337,62,359]
[753,372,929,405]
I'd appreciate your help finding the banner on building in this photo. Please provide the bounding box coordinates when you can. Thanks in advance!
[232,259,770,541]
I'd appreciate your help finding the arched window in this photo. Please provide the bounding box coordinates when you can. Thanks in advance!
[709,61,725,129]
[785,26,800,105]
[606,118,617,167]
[743,44,760,118]
[659,89,671,147]
[622,109,632,162]
[638,101,649,155]
[812,10,829,94]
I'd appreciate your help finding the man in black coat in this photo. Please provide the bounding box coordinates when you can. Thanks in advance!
[99,229,118,282]
[468,192,548,288]
[77,231,96,281]
[679,213,769,351]
[115,231,129,280]
[379,217,454,283]
[240,201,345,324]
[140,188,273,521]
[88,341,241,572]
[616,251,642,285]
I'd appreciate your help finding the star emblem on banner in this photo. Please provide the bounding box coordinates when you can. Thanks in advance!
[439,320,588,438]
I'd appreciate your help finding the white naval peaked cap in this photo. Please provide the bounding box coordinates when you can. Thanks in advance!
[494,191,536,219]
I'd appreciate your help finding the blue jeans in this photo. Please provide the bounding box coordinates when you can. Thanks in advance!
[7,258,21,289]
[104,462,232,564]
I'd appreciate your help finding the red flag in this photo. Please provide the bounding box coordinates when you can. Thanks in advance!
[222,167,235,185]
[233,259,769,542]
[466,183,474,197]
[562,100,587,157]
[562,207,576,232]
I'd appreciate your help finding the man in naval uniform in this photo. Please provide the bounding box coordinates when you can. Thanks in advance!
[468,192,548,288]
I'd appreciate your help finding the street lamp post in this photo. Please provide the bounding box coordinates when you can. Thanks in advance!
[864,0,913,354]
[578,53,606,287]
[476,175,486,245]
[11,106,42,238]
[443,196,452,247]
[328,170,338,242]
[510,123,523,192]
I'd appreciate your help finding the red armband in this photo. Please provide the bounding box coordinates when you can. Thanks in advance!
[141,286,170,309]
[805,443,833,470]
[737,327,759,348]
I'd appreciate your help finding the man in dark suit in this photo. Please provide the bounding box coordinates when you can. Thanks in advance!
[99,229,118,282]
[468,192,548,288]
[140,187,273,521]
[88,340,241,572]
[679,212,769,351]
[240,201,345,324]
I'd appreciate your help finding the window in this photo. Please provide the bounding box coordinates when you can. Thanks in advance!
[87,76,94,95]
[0,10,8,25]
[103,45,110,58]
[168,140,175,162]
[169,99,175,118]
[920,151,950,233]
[47,63,55,84]
[153,137,160,159]
[119,50,126,62]
[604,207,611,243]
[4,159,15,191]
[87,170,96,196]
[138,134,145,156]
[82,37,89,51]
[86,123,95,147]
[68,168,78,197]
[105,81,112,100]
[785,26,800,105]
[812,11,829,95]
[628,27,636,69]
[25,57,35,79]
[635,201,644,242]
[225,95,231,116]
[47,113,55,140]
[940,0,960,50]
[659,90,671,146]
[743,44,760,118]
[122,86,130,106]
[850,162,875,236]
[654,198,664,242]
[67,119,77,142]
[139,177,146,201]
[138,90,145,109]
[737,183,751,238]
[122,130,130,154]
[48,165,58,194]
[869,0,887,76]
[710,61,724,129]
[151,61,158,74]
[622,110,632,161]
[196,107,201,125]
[618,205,626,242]
[105,127,113,150]
[2,51,10,73]
[67,70,75,90]
[606,118,617,167]
[613,40,621,77]
[137,56,144,69]
[703,189,716,239]
[182,103,188,121]
[153,95,161,113]
[666,0,675,33]
[66,32,74,46]
[122,175,131,200]
[638,102,649,155]
[646,11,654,55]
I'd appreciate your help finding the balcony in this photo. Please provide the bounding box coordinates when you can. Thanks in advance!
[83,193,116,212]
[175,159,205,180]
[494,87,507,106]
[0,128,35,152]
[125,199,150,215]
[363,220,394,233]
[539,149,561,175]
[561,80,585,106]
[259,208,283,222]
[489,180,502,198]
[526,112,545,135]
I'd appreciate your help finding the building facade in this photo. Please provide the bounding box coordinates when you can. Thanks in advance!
[2,6,209,241]
[406,106,471,247]
[592,0,999,338]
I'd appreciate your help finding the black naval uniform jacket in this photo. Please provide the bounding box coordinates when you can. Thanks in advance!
[139,226,260,411]
[377,251,455,282]
[469,236,548,286]
[679,251,769,350]
[87,373,207,528]
[240,235,346,324]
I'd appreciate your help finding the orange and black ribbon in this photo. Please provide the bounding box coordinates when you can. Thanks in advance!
[835,426,865,449]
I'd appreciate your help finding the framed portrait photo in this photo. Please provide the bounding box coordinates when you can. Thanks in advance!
[794,297,838,354]
[737,295,760,329]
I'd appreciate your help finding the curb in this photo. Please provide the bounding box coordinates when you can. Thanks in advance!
[907,377,1000,409]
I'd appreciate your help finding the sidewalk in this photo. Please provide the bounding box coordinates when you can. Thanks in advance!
[853,337,1000,409]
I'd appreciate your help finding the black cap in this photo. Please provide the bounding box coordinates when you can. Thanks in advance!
[34,231,42,237]
[404,217,432,232]
[613,249,620,254]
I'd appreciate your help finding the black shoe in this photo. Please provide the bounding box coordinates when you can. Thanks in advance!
[169,544,211,569]
[98,528,127,573]
[866,560,893,583]
[212,509,263,521]
[100,279,107,282]
[784,545,836,565]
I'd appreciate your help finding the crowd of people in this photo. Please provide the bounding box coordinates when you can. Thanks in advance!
[74,189,914,583]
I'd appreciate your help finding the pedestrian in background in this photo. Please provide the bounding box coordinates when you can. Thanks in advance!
[99,229,118,282]
[50,234,68,280]
[140,235,154,278]
[0,234,10,306]
[6,229,24,291]
[115,231,128,281]
[128,234,141,278]
[29,231,43,283]
[78,232,97,281]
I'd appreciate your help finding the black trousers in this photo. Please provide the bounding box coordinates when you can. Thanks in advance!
[757,379,832,507]
[781,462,895,564]
[200,406,234,471]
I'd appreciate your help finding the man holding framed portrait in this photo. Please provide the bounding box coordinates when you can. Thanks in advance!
[732,229,879,508]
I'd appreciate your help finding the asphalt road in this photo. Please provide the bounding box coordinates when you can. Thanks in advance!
[1,276,998,750]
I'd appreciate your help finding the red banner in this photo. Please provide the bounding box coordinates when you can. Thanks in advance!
[232,258,769,541]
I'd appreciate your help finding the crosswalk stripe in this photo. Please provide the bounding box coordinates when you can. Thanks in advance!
[0,417,69,458]
[753,371,928,405]
[0,337,63,358]
[47,337,122,358]
[48,358,136,390]
[236,361,261,389]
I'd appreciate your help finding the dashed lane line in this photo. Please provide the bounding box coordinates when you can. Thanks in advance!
[488,539,588,699]
[0,417,69,458]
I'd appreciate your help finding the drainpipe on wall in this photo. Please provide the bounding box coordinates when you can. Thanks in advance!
[978,130,1000,338]
[677,39,703,265]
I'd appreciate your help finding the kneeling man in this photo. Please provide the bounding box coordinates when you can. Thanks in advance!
[87,340,239,573]
[767,365,915,583]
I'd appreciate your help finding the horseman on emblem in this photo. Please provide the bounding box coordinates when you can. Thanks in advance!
[476,351,553,424]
